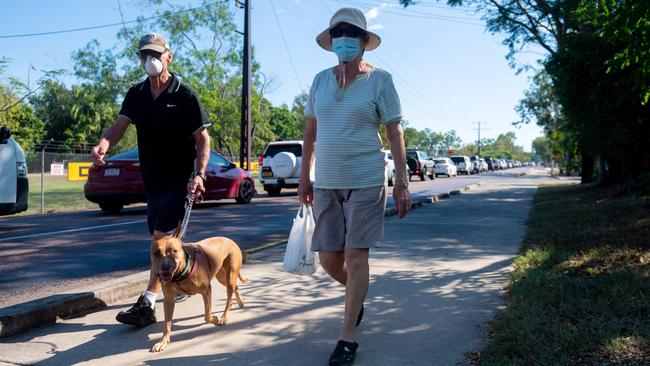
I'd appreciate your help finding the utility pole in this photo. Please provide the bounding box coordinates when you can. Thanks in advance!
[236,0,252,170]
[473,121,488,156]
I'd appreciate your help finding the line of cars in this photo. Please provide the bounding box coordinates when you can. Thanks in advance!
[83,139,531,214]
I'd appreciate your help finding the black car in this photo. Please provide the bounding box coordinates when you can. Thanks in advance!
[406,149,435,181]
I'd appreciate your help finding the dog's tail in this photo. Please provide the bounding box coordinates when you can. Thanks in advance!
[238,272,248,283]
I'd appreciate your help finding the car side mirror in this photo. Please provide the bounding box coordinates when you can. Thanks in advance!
[0,126,11,144]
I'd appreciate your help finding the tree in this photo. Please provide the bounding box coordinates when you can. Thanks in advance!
[440,130,462,154]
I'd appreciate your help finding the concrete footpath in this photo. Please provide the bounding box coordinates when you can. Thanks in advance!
[0,169,564,365]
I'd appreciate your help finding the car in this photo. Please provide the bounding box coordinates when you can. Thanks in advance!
[383,149,410,186]
[450,155,472,175]
[478,158,489,172]
[84,148,255,213]
[0,127,28,216]
[258,140,314,196]
[433,157,457,177]
[406,149,435,181]
[484,157,497,171]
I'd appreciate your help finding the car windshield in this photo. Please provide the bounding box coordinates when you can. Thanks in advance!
[108,149,139,160]
[264,144,302,158]
[407,151,418,159]
[434,159,446,164]
[450,157,464,164]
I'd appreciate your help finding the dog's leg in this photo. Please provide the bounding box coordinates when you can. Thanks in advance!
[202,284,219,326]
[151,295,175,352]
[219,271,238,325]
[233,270,245,309]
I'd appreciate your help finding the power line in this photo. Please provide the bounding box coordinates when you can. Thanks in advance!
[0,3,219,39]
[269,0,303,91]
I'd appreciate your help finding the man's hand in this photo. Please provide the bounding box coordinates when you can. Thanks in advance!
[90,144,108,166]
[392,184,411,219]
[298,180,314,205]
[188,175,206,201]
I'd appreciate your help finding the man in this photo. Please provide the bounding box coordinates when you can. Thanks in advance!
[298,8,412,366]
[90,32,211,327]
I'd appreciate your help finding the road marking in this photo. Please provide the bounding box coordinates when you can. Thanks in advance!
[0,220,146,242]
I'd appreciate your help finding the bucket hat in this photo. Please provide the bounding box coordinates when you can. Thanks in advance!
[316,7,381,51]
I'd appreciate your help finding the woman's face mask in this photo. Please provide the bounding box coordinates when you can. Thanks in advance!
[332,37,362,63]
[143,55,164,76]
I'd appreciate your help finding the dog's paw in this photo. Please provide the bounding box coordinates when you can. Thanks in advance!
[151,339,169,352]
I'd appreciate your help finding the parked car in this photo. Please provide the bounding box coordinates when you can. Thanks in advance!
[433,158,457,177]
[478,158,489,172]
[258,140,314,196]
[450,155,472,175]
[469,155,480,174]
[383,150,410,186]
[84,149,255,213]
[0,127,28,216]
[484,157,496,171]
[406,149,435,181]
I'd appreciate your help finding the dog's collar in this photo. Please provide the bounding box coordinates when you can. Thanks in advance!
[171,247,193,282]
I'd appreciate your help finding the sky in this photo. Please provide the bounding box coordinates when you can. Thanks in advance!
[0,0,545,152]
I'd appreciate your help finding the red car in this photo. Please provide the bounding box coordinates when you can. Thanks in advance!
[84,149,256,213]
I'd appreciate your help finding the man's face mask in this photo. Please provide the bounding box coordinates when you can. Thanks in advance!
[143,55,163,76]
[332,37,362,63]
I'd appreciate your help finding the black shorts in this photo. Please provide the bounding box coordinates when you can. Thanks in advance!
[146,187,187,235]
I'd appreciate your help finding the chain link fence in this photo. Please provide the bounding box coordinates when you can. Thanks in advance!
[21,143,99,215]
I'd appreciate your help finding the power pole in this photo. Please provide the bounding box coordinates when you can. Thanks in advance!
[236,0,252,170]
[473,121,488,156]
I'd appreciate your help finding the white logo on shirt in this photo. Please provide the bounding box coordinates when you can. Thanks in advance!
[167,104,176,107]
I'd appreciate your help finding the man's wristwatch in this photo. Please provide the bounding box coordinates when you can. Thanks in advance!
[193,171,207,182]
[394,180,408,189]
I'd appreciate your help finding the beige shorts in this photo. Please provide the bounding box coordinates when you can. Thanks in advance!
[312,185,387,252]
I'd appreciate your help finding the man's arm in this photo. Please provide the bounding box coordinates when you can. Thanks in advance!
[188,127,210,199]
[298,118,316,204]
[90,115,131,166]
[386,122,411,219]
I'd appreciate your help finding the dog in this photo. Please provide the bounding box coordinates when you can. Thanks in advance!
[150,226,247,352]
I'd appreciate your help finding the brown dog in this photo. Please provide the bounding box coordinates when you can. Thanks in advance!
[150,227,247,352]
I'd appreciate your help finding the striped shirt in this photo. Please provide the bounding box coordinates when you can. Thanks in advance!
[304,66,402,189]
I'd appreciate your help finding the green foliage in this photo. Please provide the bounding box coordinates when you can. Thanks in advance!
[268,104,303,141]
[0,84,45,151]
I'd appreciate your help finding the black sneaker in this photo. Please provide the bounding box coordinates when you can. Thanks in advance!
[115,295,156,327]
[174,294,189,303]
[329,340,358,366]
[356,304,364,327]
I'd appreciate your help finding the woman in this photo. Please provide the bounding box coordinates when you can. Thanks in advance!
[298,7,412,366]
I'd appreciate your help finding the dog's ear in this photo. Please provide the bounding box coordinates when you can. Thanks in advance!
[153,230,168,239]
[173,221,182,238]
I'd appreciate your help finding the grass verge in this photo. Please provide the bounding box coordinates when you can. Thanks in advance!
[480,184,650,365]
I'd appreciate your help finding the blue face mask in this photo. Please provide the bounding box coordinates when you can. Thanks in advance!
[332,37,362,63]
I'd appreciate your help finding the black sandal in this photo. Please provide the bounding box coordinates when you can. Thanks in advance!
[329,340,358,366]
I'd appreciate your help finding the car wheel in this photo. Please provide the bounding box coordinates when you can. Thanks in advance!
[419,167,427,181]
[270,152,297,178]
[235,179,254,204]
[99,202,124,214]
[388,170,396,186]
[265,185,282,197]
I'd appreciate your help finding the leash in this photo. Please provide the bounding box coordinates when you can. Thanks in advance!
[179,193,194,239]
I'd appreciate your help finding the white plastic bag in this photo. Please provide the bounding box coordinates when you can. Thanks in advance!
[283,204,318,275]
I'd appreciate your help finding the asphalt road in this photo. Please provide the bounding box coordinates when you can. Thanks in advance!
[0,168,526,308]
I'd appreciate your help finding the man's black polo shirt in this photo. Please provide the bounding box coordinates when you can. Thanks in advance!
[119,73,211,197]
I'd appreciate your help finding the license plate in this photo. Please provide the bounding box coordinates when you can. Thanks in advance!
[261,171,273,178]
[104,168,120,177]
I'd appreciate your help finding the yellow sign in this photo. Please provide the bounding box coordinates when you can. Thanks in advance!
[68,162,93,181]
[233,161,259,175]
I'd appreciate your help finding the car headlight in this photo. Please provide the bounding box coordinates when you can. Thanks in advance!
[17,162,27,176]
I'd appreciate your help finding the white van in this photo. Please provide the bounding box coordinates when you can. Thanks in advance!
[0,127,29,215]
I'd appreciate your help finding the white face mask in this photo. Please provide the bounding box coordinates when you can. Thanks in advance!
[144,55,163,76]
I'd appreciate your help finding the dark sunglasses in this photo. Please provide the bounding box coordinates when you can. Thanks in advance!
[329,25,366,39]
[136,49,166,60]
